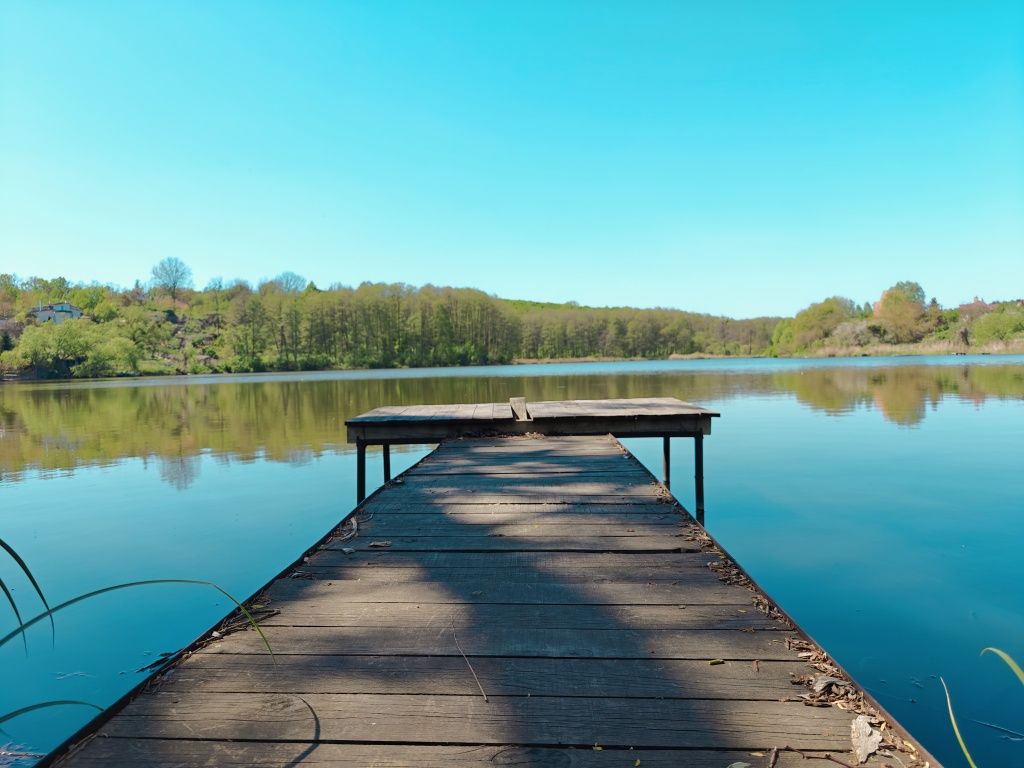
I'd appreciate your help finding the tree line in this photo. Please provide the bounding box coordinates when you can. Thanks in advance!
[0,261,1021,379]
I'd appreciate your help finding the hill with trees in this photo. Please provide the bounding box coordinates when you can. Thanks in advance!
[0,262,1022,379]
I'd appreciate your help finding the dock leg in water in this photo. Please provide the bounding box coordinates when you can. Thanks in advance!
[662,435,671,489]
[356,438,366,503]
[694,432,705,525]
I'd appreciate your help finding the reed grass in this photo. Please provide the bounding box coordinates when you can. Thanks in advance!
[0,578,273,659]
[0,701,103,727]
[0,537,54,650]
[942,647,1023,768]
[2,539,273,753]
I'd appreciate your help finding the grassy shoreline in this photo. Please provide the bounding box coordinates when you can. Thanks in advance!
[4,345,1024,385]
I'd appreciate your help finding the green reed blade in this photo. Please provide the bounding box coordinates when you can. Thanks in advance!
[0,537,54,643]
[0,579,273,660]
[0,700,103,726]
[204,583,275,661]
[0,577,28,654]
[982,647,1024,687]
[940,677,979,768]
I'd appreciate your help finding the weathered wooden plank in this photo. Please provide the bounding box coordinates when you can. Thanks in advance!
[376,494,666,505]
[99,692,851,749]
[417,441,626,456]
[407,469,647,479]
[334,514,692,537]
[527,397,714,418]
[203,625,794,659]
[296,565,712,581]
[259,602,776,630]
[347,511,683,526]
[364,501,681,516]
[509,396,530,421]
[409,466,647,479]
[334,535,695,552]
[396,474,660,493]
[307,550,712,569]
[492,403,514,420]
[432,436,623,454]
[339,518,684,536]
[266,578,745,605]
[372,495,667,507]
[299,565,718,583]
[159,654,800,698]
[59,741,883,768]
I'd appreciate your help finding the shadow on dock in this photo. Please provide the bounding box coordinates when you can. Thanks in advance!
[54,436,931,767]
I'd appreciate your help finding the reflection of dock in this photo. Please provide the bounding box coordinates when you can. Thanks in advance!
[54,400,935,767]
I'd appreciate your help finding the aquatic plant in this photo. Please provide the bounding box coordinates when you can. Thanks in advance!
[0,538,53,652]
[0,538,272,757]
[942,647,1024,768]
[0,579,272,659]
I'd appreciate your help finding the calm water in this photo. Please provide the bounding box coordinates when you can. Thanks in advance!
[1,356,1022,765]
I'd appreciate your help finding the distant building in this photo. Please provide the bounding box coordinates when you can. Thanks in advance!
[28,302,84,324]
[957,296,997,321]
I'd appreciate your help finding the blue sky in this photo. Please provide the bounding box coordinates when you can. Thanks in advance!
[2,1,1021,317]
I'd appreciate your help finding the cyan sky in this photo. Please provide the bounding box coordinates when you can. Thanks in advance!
[2,1,1021,317]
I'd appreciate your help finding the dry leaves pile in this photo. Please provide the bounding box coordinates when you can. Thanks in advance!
[684,523,930,767]
[782,638,927,766]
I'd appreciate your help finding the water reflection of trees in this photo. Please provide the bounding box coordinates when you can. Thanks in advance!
[158,454,202,491]
[775,365,1024,426]
[1,364,1021,481]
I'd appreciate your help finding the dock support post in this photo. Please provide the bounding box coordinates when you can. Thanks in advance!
[356,439,367,503]
[694,432,705,525]
[662,436,671,489]
[383,443,391,483]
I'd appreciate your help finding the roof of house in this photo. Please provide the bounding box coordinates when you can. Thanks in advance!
[29,303,83,313]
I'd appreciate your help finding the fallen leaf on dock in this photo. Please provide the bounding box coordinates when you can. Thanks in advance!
[368,541,392,548]
[709,658,725,665]
[851,714,882,764]
[813,675,847,693]
[341,547,355,554]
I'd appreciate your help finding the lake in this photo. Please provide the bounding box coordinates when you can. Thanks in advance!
[1,356,1022,766]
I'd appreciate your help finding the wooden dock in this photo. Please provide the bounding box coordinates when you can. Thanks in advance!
[347,397,718,519]
[52,402,935,767]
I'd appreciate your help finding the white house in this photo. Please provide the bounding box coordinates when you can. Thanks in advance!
[28,303,84,324]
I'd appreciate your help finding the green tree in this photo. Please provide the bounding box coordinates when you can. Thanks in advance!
[772,297,857,354]
[872,282,930,343]
[972,307,1024,344]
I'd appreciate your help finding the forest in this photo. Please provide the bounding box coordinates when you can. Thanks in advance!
[1,260,1022,379]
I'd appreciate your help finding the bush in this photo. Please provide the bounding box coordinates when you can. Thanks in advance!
[971,309,1024,344]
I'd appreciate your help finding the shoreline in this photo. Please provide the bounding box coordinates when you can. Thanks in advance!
[3,347,1024,385]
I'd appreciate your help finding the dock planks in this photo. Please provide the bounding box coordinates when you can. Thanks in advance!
[55,435,922,767]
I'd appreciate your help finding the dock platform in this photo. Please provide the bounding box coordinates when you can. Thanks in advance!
[52,404,935,767]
